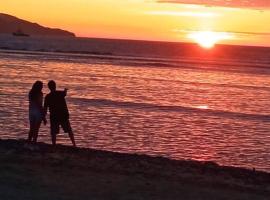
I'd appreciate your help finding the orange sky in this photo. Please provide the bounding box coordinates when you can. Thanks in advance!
[1,0,270,46]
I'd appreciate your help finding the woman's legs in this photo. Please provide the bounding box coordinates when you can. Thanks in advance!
[28,120,35,142]
[28,119,41,143]
[32,122,41,143]
[51,133,56,146]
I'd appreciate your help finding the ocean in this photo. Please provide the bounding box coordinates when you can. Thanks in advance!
[0,35,270,172]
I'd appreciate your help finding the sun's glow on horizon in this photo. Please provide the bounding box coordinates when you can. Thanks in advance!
[187,31,234,48]
[1,0,270,46]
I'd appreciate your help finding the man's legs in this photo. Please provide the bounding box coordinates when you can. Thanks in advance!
[62,119,76,147]
[68,130,76,147]
[50,117,59,146]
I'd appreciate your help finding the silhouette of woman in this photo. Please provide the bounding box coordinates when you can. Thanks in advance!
[28,81,46,143]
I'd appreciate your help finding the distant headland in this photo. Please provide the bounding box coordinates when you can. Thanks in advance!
[0,13,75,37]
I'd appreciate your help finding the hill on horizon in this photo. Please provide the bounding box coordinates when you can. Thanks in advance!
[0,13,75,37]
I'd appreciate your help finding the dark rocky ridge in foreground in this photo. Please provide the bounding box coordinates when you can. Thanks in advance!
[0,139,269,200]
[0,13,75,37]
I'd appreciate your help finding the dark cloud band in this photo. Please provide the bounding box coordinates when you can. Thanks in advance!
[174,29,270,37]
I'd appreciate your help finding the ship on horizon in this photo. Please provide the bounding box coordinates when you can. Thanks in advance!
[12,29,29,37]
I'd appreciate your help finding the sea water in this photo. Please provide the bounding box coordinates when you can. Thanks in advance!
[0,35,270,172]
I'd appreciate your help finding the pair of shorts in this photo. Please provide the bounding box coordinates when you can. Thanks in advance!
[50,117,72,135]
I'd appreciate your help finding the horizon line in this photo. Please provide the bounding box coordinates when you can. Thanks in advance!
[74,35,270,49]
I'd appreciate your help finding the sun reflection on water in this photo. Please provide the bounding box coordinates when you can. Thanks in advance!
[196,105,209,109]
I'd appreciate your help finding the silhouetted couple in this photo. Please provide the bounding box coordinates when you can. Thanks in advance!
[28,80,76,147]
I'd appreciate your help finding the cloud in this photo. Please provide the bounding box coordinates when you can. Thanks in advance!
[146,11,219,17]
[227,31,270,36]
[173,29,270,37]
[157,0,270,9]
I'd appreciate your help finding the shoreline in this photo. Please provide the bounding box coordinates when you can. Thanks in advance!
[0,139,269,199]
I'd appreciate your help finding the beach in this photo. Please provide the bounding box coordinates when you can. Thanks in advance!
[0,139,269,200]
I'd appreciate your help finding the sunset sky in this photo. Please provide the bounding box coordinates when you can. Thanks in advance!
[1,0,270,46]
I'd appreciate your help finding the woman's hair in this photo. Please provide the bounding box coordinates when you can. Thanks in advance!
[29,81,43,101]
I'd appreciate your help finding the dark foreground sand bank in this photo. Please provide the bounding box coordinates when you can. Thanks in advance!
[0,139,269,200]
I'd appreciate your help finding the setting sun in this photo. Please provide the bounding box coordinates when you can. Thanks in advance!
[187,31,234,48]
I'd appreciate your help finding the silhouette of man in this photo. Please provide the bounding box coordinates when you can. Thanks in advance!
[44,80,76,147]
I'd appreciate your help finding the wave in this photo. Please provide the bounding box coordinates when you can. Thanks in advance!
[1,48,270,75]
[91,74,270,92]
[70,97,270,122]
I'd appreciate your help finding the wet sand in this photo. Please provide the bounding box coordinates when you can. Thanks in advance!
[0,139,269,200]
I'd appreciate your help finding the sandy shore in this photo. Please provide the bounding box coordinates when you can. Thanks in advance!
[0,139,269,200]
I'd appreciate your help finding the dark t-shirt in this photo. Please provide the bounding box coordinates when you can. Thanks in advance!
[44,91,69,120]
